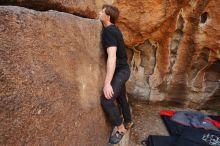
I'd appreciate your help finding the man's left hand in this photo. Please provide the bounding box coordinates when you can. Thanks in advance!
[103,83,114,99]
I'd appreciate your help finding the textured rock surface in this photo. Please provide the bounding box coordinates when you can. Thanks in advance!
[127,40,156,100]
[201,60,220,112]
[114,0,183,47]
[0,6,110,146]
[114,0,220,109]
[0,0,113,18]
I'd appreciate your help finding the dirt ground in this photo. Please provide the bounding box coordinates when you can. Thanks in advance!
[129,100,169,146]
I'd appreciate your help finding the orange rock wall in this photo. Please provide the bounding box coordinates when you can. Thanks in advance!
[114,0,220,110]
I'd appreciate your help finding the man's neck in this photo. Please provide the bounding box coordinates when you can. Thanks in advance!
[103,21,113,28]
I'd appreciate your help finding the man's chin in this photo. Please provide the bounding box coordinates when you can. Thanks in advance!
[99,19,104,23]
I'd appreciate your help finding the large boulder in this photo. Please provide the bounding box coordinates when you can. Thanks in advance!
[0,0,113,18]
[0,6,109,146]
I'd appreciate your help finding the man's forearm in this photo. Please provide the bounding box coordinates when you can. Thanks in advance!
[104,56,116,85]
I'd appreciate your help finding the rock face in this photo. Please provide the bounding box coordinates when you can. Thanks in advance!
[201,60,220,113]
[0,0,113,18]
[0,6,110,146]
[114,0,220,109]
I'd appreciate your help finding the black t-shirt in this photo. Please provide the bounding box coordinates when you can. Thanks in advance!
[102,24,129,71]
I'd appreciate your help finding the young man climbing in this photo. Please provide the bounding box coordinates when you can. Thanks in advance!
[99,4,134,144]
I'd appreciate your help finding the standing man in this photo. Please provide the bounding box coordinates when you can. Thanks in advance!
[99,4,133,144]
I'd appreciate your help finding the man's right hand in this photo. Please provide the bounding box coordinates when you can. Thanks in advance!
[103,83,114,99]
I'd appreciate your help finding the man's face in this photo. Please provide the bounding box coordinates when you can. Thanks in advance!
[99,8,109,22]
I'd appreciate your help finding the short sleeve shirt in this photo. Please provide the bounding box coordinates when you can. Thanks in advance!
[102,24,129,71]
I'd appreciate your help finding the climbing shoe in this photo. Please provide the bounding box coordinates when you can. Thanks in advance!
[109,131,125,144]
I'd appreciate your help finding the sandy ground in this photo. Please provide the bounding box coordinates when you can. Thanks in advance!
[129,100,169,146]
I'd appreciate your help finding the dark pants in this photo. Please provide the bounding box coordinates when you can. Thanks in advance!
[101,69,132,126]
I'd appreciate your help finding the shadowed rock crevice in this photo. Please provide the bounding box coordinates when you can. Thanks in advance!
[201,86,220,113]
[165,80,188,107]
[200,11,208,23]
[127,40,157,100]
[167,14,184,83]
[200,60,220,113]
[165,14,185,105]
[139,40,157,76]
[190,47,210,90]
